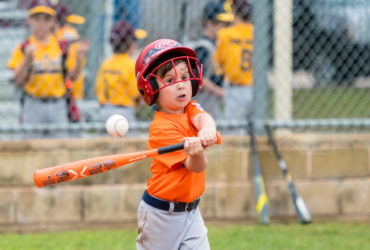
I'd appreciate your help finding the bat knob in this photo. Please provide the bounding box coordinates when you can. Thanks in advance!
[33,170,43,188]
[216,131,222,145]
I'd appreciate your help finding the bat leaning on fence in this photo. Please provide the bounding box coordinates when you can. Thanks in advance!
[248,120,270,225]
[264,123,312,224]
[34,132,221,188]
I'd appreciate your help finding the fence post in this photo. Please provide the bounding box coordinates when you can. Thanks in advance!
[85,0,105,99]
[273,0,293,121]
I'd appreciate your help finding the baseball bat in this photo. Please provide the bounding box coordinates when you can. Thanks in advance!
[34,132,221,188]
[264,124,312,224]
[248,120,270,225]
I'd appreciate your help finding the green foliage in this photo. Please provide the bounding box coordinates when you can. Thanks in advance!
[0,221,369,250]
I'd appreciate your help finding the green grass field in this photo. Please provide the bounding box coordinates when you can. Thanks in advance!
[292,87,370,118]
[0,221,369,250]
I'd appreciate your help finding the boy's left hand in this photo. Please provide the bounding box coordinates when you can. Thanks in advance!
[198,128,217,149]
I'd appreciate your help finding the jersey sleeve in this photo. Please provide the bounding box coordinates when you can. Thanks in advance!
[65,42,76,70]
[148,122,188,169]
[66,42,87,71]
[95,62,106,104]
[8,45,23,70]
[186,100,206,121]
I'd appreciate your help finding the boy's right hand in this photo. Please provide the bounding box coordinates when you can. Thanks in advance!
[183,137,204,156]
[198,128,217,149]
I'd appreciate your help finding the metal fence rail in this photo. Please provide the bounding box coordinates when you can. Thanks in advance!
[265,118,370,129]
[2,118,370,141]
[0,120,247,141]
[0,0,370,140]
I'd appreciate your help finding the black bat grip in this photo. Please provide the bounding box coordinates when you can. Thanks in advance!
[156,131,222,155]
[157,143,185,155]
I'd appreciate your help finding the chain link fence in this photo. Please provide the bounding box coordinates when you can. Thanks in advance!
[289,0,370,119]
[0,0,370,139]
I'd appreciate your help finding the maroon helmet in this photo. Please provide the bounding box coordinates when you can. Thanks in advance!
[135,39,202,105]
[53,2,70,23]
[53,2,85,25]
[110,21,136,53]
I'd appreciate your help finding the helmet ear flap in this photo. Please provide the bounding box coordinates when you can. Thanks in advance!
[149,78,159,105]
[189,59,202,97]
[191,80,199,97]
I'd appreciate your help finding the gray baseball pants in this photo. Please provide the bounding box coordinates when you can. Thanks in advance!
[136,200,210,250]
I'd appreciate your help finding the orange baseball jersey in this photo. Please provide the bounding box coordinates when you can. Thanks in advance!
[8,35,66,98]
[214,22,254,86]
[56,25,86,100]
[95,53,138,107]
[147,101,206,203]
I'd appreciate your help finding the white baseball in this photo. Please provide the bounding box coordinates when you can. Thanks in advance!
[105,114,129,137]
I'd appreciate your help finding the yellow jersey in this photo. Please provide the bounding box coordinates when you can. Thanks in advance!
[95,53,139,107]
[8,35,66,98]
[214,22,254,86]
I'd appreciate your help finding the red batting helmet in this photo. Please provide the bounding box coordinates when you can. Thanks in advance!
[135,39,202,105]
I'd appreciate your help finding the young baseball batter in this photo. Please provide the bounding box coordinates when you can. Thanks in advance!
[135,39,218,249]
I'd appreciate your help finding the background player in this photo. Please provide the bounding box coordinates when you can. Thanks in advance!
[135,38,218,250]
[7,0,74,137]
[188,1,233,120]
[95,21,146,122]
[214,0,254,120]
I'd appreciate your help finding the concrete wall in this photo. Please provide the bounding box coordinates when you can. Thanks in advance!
[0,133,369,232]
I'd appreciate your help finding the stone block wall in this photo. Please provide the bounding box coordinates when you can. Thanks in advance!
[0,133,369,232]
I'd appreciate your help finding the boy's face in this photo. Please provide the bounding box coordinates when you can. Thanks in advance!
[28,13,55,37]
[156,61,193,114]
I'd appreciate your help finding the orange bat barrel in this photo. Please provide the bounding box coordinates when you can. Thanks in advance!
[33,149,158,187]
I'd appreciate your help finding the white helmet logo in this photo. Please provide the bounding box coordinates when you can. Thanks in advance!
[154,39,177,49]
